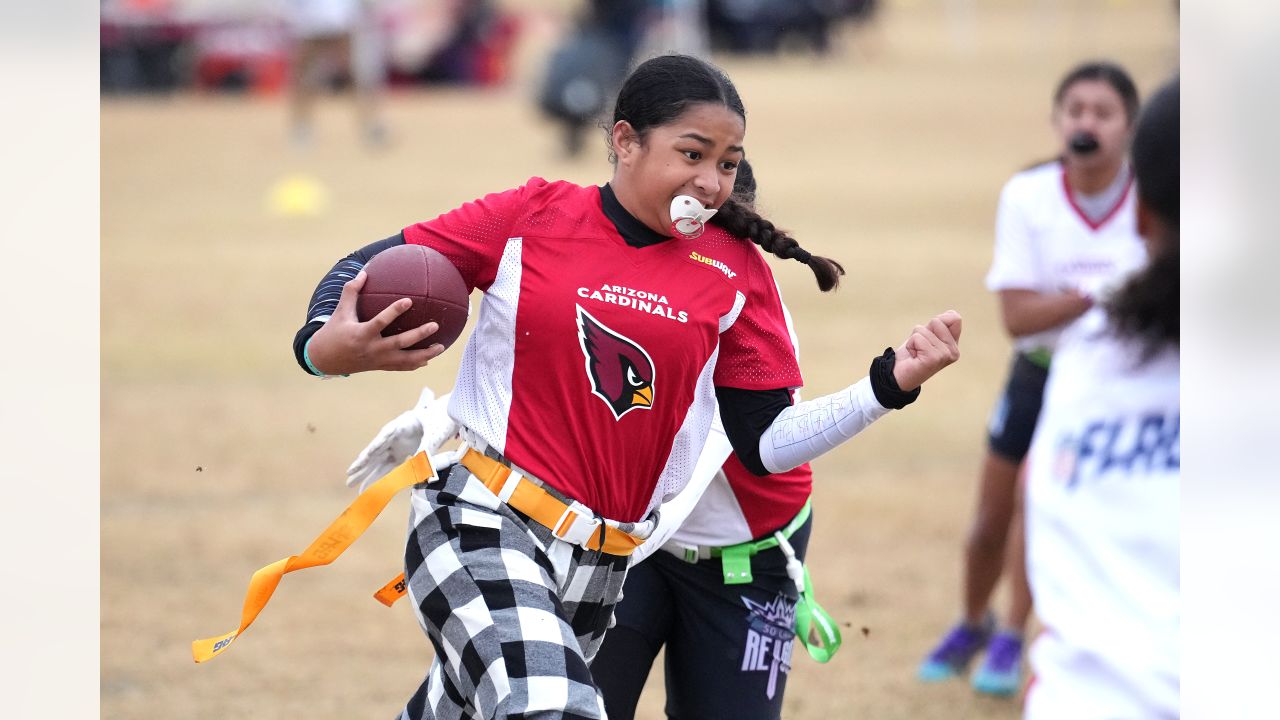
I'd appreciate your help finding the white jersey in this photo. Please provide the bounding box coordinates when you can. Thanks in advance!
[1023,308,1179,720]
[985,161,1148,355]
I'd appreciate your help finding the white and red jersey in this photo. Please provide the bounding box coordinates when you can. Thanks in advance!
[403,178,801,522]
[673,455,812,546]
[985,161,1148,355]
[673,297,813,546]
[1023,308,1179,720]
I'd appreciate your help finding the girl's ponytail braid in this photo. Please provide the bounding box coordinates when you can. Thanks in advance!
[711,197,846,292]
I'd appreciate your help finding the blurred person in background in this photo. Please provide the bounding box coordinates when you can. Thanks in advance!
[386,0,519,87]
[704,0,876,55]
[636,0,711,59]
[538,0,652,156]
[918,61,1149,697]
[536,0,878,158]
[100,0,193,93]
[1022,76,1179,720]
[285,0,388,147]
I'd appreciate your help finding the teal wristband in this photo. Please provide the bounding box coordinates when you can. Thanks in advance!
[303,336,348,378]
[303,336,326,376]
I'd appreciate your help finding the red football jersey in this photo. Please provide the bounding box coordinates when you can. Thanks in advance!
[722,456,813,540]
[403,178,802,522]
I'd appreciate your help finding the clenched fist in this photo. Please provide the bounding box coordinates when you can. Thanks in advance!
[892,310,962,391]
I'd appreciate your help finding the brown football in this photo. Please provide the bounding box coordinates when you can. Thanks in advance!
[356,244,470,350]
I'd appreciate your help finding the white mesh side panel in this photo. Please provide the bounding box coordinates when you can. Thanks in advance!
[643,291,746,515]
[670,470,754,547]
[448,238,523,453]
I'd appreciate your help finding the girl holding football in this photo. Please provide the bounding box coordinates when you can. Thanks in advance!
[299,54,962,719]
[346,160,845,720]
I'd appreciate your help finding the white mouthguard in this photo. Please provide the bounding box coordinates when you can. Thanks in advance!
[669,195,718,240]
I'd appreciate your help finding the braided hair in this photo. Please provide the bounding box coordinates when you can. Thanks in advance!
[610,54,846,291]
[716,162,846,291]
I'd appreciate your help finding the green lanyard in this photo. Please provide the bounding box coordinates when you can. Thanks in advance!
[713,500,812,581]
[793,564,841,663]
[713,501,843,663]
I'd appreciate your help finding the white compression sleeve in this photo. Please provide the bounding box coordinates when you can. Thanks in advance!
[759,377,891,474]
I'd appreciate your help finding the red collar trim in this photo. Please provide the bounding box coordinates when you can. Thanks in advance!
[1061,167,1133,231]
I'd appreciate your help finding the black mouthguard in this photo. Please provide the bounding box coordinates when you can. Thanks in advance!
[1068,132,1100,155]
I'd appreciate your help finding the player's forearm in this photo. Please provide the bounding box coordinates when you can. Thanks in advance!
[999,288,1092,338]
[757,346,923,474]
[720,348,920,476]
[757,378,890,474]
[303,233,405,326]
[293,233,405,374]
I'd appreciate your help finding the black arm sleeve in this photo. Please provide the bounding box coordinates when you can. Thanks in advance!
[292,232,406,375]
[715,386,793,476]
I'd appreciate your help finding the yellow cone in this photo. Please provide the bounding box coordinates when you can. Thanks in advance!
[268,173,329,216]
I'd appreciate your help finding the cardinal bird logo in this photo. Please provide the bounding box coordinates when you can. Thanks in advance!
[576,305,656,420]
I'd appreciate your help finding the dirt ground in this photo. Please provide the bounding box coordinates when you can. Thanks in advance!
[101,3,1177,718]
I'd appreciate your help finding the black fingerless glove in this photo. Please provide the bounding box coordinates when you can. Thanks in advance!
[869,347,921,409]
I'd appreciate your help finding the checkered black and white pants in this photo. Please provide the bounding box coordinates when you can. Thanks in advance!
[397,462,639,720]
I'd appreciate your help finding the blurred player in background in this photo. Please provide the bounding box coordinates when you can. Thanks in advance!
[1022,76,1179,720]
[285,0,388,147]
[538,0,652,157]
[299,54,962,719]
[637,0,710,60]
[919,61,1149,697]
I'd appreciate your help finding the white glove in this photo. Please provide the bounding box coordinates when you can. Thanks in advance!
[345,387,459,492]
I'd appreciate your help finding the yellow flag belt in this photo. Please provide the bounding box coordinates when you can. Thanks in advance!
[190,451,436,663]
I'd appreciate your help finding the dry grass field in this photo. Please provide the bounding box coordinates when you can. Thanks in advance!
[102,2,1177,718]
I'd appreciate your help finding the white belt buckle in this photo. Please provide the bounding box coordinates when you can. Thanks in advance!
[662,542,704,564]
[494,466,523,504]
[556,500,603,548]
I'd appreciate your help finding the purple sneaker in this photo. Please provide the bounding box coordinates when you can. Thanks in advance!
[917,615,994,681]
[971,631,1024,696]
